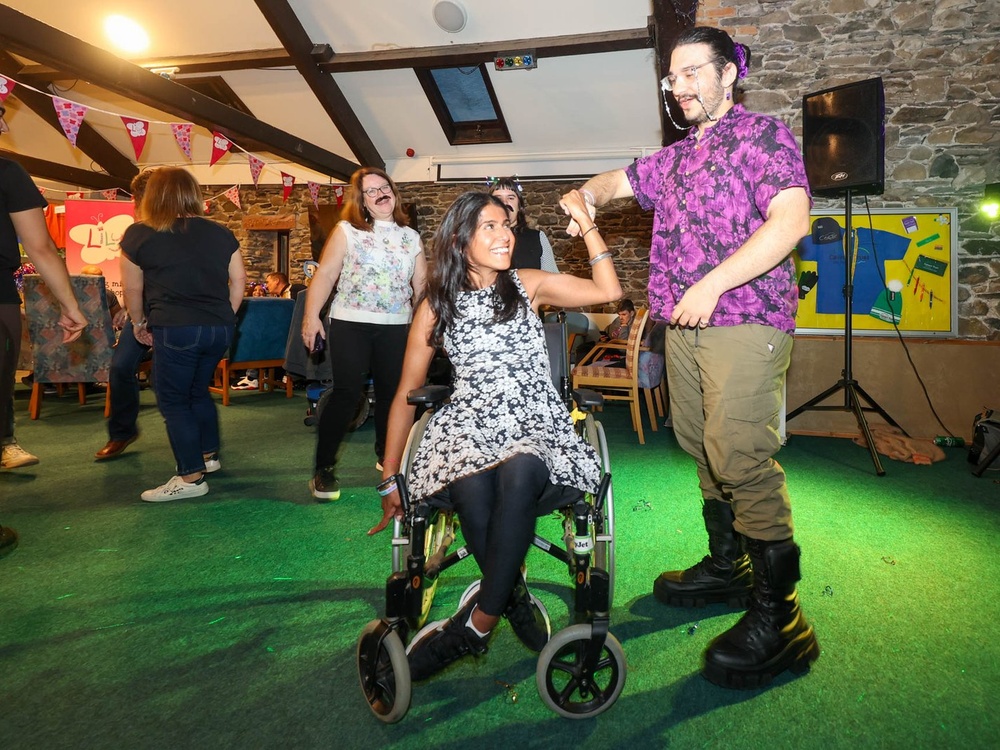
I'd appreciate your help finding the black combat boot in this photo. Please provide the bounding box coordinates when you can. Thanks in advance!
[653,499,753,607]
[702,537,820,689]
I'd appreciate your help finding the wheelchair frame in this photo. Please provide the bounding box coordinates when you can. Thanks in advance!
[358,381,625,722]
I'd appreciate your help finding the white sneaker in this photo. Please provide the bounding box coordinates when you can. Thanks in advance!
[1,441,40,469]
[203,453,221,473]
[141,476,209,502]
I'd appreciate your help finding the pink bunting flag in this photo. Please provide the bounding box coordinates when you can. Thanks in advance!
[102,189,119,201]
[203,200,212,215]
[52,97,88,146]
[209,131,233,167]
[224,186,241,209]
[308,181,321,208]
[334,185,344,207]
[171,123,193,159]
[0,75,15,103]
[281,172,295,202]
[120,117,149,160]
[248,155,265,187]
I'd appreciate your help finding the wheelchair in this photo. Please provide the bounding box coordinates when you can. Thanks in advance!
[357,322,625,722]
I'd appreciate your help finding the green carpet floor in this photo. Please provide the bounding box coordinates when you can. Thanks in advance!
[1,383,997,749]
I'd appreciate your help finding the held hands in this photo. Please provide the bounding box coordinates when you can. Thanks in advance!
[560,189,597,237]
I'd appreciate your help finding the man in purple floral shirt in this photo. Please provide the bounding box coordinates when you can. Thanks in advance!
[567,27,819,689]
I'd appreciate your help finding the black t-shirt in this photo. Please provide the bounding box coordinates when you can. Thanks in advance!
[1,157,49,304]
[120,217,239,327]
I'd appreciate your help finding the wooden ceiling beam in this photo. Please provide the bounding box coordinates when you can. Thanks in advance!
[14,27,654,78]
[253,0,382,169]
[0,5,360,181]
[0,149,130,190]
[318,27,654,73]
[0,52,139,185]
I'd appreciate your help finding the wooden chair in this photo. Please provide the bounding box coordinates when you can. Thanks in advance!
[572,309,655,444]
[209,297,295,406]
[22,275,114,420]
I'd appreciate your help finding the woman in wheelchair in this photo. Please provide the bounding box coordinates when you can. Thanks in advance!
[368,188,621,682]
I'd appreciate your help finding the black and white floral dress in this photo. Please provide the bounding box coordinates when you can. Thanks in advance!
[407,272,602,503]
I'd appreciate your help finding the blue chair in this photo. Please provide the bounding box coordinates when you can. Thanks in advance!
[210,297,295,406]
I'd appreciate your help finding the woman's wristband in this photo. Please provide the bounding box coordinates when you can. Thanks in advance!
[376,476,398,496]
[581,225,599,239]
[588,251,613,267]
[580,188,596,206]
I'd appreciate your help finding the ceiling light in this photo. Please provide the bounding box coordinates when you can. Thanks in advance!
[104,15,149,54]
[433,1,467,33]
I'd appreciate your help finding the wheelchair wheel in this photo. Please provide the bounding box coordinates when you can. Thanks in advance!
[536,623,626,719]
[357,620,411,724]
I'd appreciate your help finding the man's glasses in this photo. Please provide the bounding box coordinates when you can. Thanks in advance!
[660,60,719,92]
[363,184,393,198]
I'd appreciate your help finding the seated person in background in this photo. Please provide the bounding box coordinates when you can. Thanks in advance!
[576,298,637,367]
[601,298,636,342]
[79,264,126,329]
[265,272,305,300]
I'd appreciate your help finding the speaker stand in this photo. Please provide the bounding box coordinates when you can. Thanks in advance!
[786,190,906,476]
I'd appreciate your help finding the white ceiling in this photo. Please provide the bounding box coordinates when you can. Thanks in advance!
[0,0,666,191]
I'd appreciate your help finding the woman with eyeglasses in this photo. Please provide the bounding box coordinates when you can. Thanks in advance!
[301,167,427,501]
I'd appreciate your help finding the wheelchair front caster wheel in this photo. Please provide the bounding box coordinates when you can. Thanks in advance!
[536,623,626,719]
[357,620,411,724]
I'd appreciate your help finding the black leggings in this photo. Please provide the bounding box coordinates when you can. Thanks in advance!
[447,453,549,617]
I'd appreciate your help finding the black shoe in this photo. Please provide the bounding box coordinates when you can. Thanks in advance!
[310,467,340,501]
[503,576,550,652]
[407,599,490,682]
[653,499,753,608]
[0,526,19,559]
[653,554,753,608]
[702,538,820,689]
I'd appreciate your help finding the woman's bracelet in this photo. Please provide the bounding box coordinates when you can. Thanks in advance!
[376,476,398,497]
[588,251,613,267]
[580,188,596,206]
[581,225,599,239]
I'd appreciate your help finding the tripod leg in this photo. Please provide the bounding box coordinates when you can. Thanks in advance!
[845,383,885,476]
[852,383,907,436]
[786,381,846,422]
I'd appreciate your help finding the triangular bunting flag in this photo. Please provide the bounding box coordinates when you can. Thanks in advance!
[66,192,85,199]
[223,186,241,209]
[171,123,193,159]
[52,97,88,146]
[102,189,119,201]
[248,155,265,187]
[0,75,15,103]
[281,172,295,203]
[120,117,149,160]
[334,186,344,207]
[308,181,321,208]
[210,131,233,167]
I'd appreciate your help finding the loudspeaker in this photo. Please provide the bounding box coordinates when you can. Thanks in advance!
[802,77,885,197]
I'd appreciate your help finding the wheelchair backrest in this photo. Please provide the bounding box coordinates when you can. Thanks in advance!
[543,321,571,405]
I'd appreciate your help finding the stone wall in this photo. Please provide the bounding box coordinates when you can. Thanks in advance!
[213,0,1000,336]
[699,0,1000,338]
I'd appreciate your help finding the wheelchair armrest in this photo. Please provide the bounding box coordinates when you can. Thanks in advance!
[407,384,452,406]
[572,388,604,410]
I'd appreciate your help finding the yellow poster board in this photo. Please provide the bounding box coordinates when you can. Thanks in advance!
[792,208,957,336]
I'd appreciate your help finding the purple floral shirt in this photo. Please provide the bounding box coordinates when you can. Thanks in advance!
[625,105,810,334]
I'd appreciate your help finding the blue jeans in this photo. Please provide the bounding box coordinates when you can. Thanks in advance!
[107,321,153,441]
[152,324,232,476]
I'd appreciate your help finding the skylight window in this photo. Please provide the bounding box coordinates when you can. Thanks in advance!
[416,64,511,146]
